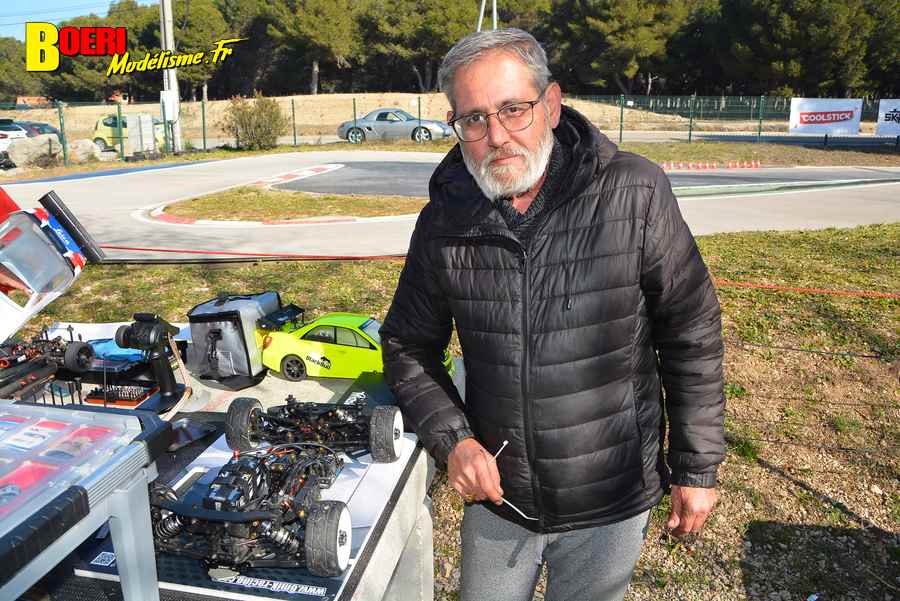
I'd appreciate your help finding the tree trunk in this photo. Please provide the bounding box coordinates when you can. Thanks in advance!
[646,73,653,96]
[411,65,426,93]
[612,73,628,95]
[310,60,319,95]
[424,61,434,91]
[202,82,208,102]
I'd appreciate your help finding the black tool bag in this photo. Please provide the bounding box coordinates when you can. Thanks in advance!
[186,292,281,390]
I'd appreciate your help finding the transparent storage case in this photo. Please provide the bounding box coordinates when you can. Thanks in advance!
[0,400,142,539]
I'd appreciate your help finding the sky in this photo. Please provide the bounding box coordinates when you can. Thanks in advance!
[0,0,157,42]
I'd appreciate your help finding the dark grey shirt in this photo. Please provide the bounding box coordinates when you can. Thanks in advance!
[494,135,568,243]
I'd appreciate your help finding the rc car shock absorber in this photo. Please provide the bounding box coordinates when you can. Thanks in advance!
[154,513,186,539]
[260,521,300,554]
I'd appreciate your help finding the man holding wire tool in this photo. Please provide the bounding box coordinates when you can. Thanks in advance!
[380,28,725,601]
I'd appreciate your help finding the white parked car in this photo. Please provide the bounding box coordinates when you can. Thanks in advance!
[0,120,28,152]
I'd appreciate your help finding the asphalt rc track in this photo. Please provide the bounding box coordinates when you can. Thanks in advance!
[3,151,899,260]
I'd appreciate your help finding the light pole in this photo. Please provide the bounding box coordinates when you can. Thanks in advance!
[475,0,497,32]
[159,0,183,152]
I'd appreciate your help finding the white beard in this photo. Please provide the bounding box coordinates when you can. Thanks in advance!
[462,117,554,201]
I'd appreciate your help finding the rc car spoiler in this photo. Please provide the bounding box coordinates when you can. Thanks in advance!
[0,186,104,342]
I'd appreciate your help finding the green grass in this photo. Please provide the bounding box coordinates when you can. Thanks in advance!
[890,494,900,525]
[36,224,897,362]
[727,432,761,462]
[624,141,900,167]
[723,480,765,509]
[698,224,900,360]
[724,381,749,399]
[32,260,405,331]
[828,414,863,434]
[165,187,428,221]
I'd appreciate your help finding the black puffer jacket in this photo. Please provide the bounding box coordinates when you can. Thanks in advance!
[381,106,725,533]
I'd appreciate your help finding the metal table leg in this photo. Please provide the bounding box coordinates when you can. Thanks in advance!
[107,467,160,601]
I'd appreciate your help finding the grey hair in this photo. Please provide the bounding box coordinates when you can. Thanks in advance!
[438,28,551,110]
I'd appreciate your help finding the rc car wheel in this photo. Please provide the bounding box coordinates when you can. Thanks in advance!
[93,138,109,151]
[280,354,307,381]
[369,405,403,463]
[412,127,432,142]
[225,397,263,452]
[305,500,352,577]
[347,127,365,144]
[63,341,94,372]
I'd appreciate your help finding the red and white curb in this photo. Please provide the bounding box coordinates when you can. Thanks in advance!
[660,160,762,170]
[249,163,345,188]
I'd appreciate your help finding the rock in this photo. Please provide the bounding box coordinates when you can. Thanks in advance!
[7,134,61,167]
[98,150,119,162]
[67,139,102,163]
[870,484,883,495]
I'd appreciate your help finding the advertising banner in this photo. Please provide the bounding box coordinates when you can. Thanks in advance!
[875,99,900,137]
[789,98,863,135]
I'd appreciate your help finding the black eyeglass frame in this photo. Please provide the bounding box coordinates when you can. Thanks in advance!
[448,88,547,142]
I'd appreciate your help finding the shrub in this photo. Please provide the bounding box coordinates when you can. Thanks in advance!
[219,91,289,150]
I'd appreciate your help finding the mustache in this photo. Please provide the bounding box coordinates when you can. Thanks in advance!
[485,145,527,163]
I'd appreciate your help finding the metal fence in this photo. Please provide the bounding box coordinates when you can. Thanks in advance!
[1,94,894,167]
[566,95,887,143]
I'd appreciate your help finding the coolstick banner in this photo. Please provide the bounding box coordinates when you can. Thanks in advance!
[875,99,900,137]
[788,98,863,136]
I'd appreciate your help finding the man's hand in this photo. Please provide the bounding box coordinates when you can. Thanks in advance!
[666,485,717,537]
[0,266,28,293]
[448,437,503,505]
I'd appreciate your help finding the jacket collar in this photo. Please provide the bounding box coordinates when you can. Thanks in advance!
[427,105,617,235]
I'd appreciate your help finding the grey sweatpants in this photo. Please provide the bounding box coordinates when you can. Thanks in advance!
[460,504,650,601]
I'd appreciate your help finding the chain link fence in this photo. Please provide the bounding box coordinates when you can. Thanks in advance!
[567,95,888,144]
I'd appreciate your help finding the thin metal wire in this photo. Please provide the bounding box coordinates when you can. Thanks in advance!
[489,439,539,520]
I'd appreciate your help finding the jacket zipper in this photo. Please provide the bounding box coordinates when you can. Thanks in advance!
[519,247,543,527]
[435,228,543,525]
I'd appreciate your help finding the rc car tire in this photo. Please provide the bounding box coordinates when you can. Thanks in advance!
[347,127,365,144]
[93,138,109,151]
[369,405,402,463]
[63,341,94,372]
[305,500,352,577]
[412,127,432,142]
[225,397,263,452]
[280,354,307,381]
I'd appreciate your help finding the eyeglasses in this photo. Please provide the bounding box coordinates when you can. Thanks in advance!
[448,89,546,142]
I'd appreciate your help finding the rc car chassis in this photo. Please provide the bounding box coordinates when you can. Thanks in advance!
[151,444,352,577]
[225,396,404,463]
[150,397,403,578]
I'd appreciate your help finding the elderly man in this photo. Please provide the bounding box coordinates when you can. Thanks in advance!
[380,28,724,601]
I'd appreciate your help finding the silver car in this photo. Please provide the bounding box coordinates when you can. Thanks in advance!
[337,108,454,144]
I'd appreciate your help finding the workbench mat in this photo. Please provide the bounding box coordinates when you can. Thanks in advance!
[72,434,419,601]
